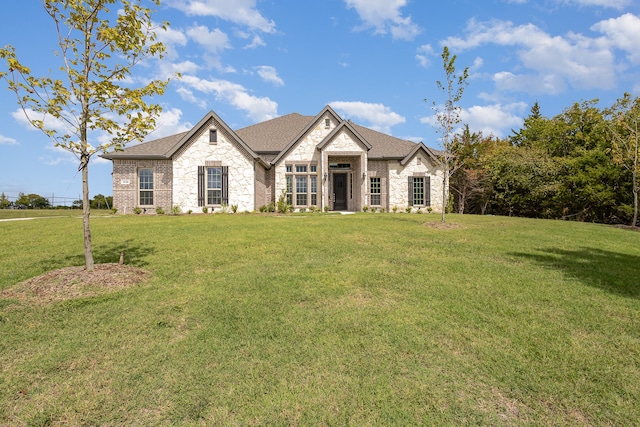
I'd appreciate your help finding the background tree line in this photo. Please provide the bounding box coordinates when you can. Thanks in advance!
[449,94,639,226]
[0,192,112,210]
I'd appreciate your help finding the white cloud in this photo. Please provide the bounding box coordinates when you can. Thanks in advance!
[591,13,640,63]
[154,24,188,59]
[415,44,434,68]
[176,87,207,108]
[149,108,193,139]
[157,60,201,80]
[330,101,405,134]
[255,66,284,86]
[186,25,230,54]
[443,18,618,93]
[12,109,72,134]
[421,102,526,138]
[565,0,631,9]
[167,0,276,33]
[243,35,266,49]
[0,134,17,145]
[344,0,421,41]
[181,75,278,122]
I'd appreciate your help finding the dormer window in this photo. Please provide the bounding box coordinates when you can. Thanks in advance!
[325,118,330,129]
[209,129,217,144]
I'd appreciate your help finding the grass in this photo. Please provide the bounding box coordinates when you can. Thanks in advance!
[0,212,639,425]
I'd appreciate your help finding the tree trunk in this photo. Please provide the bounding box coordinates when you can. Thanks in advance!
[632,127,638,226]
[81,152,94,271]
[441,166,448,223]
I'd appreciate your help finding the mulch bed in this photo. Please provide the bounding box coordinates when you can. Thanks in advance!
[1,263,150,305]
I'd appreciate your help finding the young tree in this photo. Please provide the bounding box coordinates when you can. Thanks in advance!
[605,93,640,227]
[0,0,171,270]
[0,192,10,209]
[428,46,469,222]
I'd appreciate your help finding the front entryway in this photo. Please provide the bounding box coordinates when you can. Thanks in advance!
[333,173,348,210]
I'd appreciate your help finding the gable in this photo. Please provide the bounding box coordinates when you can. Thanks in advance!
[100,111,264,167]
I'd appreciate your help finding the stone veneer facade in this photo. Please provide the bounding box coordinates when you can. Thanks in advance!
[172,119,255,213]
[105,107,446,214]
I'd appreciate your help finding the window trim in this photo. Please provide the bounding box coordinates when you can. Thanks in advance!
[370,177,381,206]
[408,175,431,207]
[139,168,154,206]
[285,162,319,207]
[198,165,228,207]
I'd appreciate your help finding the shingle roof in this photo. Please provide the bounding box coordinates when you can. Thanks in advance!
[235,113,314,153]
[101,108,442,164]
[101,131,189,159]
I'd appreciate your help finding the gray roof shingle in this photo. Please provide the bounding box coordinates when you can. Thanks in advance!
[101,108,442,164]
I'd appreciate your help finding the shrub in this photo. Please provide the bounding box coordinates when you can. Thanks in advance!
[268,202,276,212]
[324,206,330,212]
[392,206,398,213]
[299,207,306,213]
[362,205,369,212]
[427,206,433,214]
[380,208,385,213]
[371,206,377,213]
[405,206,412,213]
[171,205,182,215]
[231,204,238,213]
[276,191,292,214]
[417,208,422,214]
[156,207,165,215]
[134,207,142,215]
[202,206,208,214]
[187,210,193,215]
[111,208,118,215]
[259,205,268,213]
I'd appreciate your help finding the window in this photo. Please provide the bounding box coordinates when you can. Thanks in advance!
[325,118,330,129]
[139,168,153,206]
[207,167,222,205]
[209,129,217,144]
[370,177,381,206]
[296,176,307,205]
[413,177,424,206]
[285,163,318,207]
[310,176,317,206]
[198,165,228,206]
[408,176,431,207]
[286,175,293,204]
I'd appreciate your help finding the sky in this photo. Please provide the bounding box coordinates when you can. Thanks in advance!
[1,0,639,204]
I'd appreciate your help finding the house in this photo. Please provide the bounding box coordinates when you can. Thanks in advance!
[101,105,445,214]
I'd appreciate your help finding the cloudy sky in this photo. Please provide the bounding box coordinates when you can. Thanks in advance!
[1,0,639,202]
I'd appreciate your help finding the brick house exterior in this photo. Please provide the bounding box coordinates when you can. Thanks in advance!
[101,106,445,213]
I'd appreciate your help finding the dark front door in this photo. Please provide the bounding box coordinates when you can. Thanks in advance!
[334,173,348,210]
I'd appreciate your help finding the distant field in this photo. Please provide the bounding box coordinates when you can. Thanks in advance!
[1,212,638,425]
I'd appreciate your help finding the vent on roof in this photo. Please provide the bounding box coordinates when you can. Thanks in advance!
[209,129,217,145]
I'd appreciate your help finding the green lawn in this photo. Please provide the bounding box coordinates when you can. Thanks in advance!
[1,212,638,425]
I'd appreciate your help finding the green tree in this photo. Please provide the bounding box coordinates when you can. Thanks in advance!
[90,194,112,209]
[0,0,171,270]
[605,93,640,226]
[449,125,494,214]
[16,193,51,209]
[0,192,10,209]
[428,46,469,222]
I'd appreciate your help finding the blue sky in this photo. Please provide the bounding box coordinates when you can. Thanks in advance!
[1,0,639,204]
